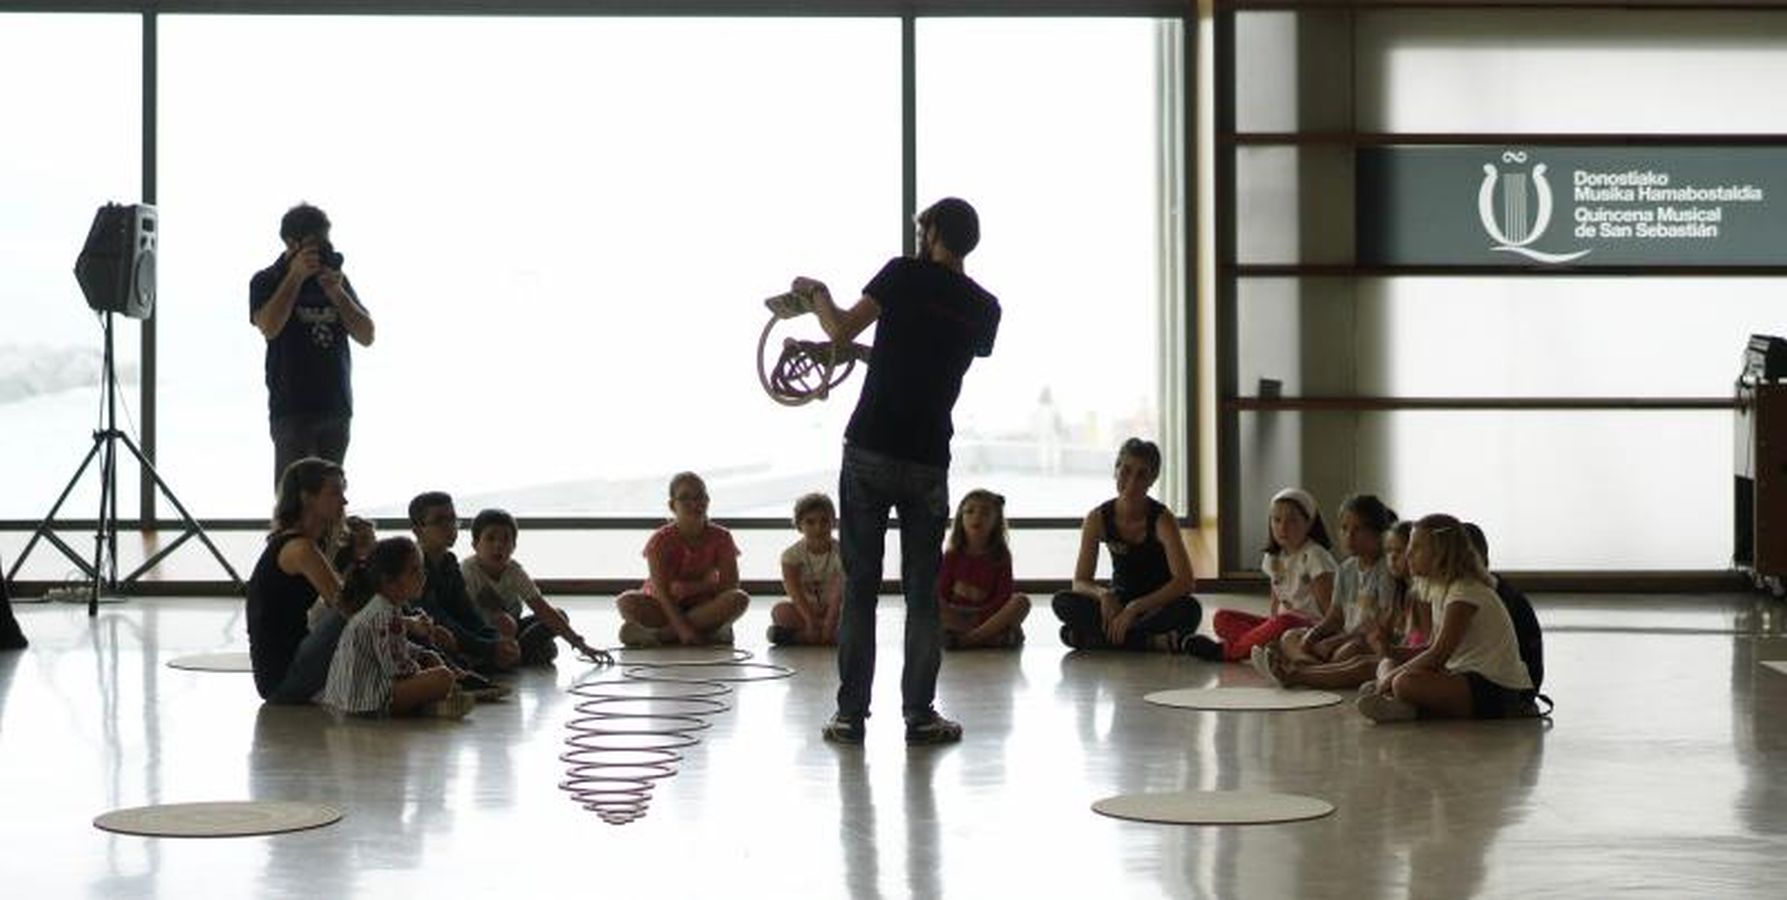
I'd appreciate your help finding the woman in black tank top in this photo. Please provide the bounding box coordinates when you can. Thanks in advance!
[247,458,348,701]
[1052,439,1201,651]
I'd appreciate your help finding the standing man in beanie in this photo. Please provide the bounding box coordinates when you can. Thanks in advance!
[250,203,375,487]
[797,197,1001,745]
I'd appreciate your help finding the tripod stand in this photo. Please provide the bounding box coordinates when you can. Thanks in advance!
[6,310,243,615]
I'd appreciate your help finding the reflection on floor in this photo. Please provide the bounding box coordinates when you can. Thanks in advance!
[3,593,1787,898]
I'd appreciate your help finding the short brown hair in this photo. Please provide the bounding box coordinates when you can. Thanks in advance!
[792,492,835,526]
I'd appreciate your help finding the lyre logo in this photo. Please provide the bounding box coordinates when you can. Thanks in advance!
[1479,151,1590,263]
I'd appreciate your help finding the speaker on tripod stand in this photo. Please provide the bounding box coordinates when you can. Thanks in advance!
[75,202,157,320]
[4,203,243,615]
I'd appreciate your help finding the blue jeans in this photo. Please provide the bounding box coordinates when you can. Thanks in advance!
[267,609,345,705]
[835,444,951,721]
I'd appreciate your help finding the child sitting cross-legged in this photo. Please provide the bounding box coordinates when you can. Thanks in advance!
[321,536,471,718]
[768,493,843,647]
[615,472,751,647]
[939,489,1031,649]
[461,508,603,664]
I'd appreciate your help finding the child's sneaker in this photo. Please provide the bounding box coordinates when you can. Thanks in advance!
[822,713,865,745]
[766,624,795,646]
[707,625,734,646]
[457,672,512,702]
[420,689,475,719]
[1356,692,1418,723]
[904,709,963,746]
[1178,634,1224,661]
[618,622,660,649]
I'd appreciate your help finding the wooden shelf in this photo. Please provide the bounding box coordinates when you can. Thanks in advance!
[1222,0,1787,11]
[1226,132,1787,147]
[1230,263,1787,277]
[1225,396,1738,411]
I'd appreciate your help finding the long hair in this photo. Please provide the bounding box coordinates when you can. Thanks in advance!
[1262,494,1334,555]
[1413,513,1492,588]
[947,489,1010,561]
[340,536,419,618]
[272,457,344,535]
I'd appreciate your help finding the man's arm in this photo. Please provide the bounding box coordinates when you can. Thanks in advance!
[794,277,879,344]
[251,251,319,340]
[319,272,375,347]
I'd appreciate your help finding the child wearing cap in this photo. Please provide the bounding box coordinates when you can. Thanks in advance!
[1180,487,1337,662]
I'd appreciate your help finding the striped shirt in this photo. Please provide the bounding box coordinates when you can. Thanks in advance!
[321,594,420,714]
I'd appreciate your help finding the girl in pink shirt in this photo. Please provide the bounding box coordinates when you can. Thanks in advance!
[939,489,1031,649]
[615,472,751,647]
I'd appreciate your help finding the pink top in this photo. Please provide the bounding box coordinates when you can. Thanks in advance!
[639,523,740,598]
[938,548,1014,627]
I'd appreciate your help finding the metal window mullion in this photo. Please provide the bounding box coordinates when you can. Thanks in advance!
[140,8,158,522]
[902,14,917,254]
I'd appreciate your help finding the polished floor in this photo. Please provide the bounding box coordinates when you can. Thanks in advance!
[3,592,1787,899]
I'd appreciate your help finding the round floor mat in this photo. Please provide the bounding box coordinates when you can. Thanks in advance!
[1092,790,1335,825]
[93,801,342,837]
[1143,686,1343,710]
[166,652,254,672]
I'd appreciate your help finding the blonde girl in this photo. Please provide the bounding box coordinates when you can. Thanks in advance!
[1357,513,1536,722]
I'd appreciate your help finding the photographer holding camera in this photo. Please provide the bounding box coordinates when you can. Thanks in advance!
[250,204,375,488]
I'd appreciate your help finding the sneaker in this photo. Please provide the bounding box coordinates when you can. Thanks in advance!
[904,709,963,746]
[618,622,660,648]
[1356,692,1418,723]
[1250,644,1285,688]
[707,625,735,646]
[766,624,795,646]
[420,689,475,719]
[822,713,865,745]
[1179,634,1224,661]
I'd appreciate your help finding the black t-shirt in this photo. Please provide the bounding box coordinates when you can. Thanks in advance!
[249,254,359,419]
[844,257,1000,467]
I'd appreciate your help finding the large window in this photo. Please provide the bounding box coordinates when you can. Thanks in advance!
[157,16,900,518]
[151,14,1184,524]
[3,10,1188,588]
[0,14,141,522]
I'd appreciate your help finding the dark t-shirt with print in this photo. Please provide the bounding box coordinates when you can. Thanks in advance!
[844,257,1000,467]
[249,254,359,419]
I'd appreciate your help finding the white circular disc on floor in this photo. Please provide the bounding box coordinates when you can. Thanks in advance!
[1143,686,1342,711]
[94,801,341,837]
[1093,790,1334,825]
[166,652,254,672]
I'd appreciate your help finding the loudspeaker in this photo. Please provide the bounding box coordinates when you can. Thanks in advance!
[75,203,156,320]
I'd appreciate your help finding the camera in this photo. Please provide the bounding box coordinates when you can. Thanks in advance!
[315,239,345,270]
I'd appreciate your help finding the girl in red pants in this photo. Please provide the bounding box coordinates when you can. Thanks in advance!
[1182,488,1336,661]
